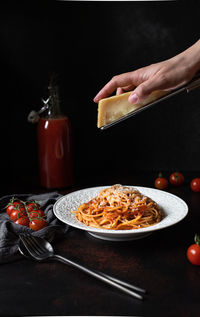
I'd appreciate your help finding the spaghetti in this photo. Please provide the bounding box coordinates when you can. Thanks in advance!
[73,184,163,230]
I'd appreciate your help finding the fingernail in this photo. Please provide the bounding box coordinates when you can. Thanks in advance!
[129,93,139,104]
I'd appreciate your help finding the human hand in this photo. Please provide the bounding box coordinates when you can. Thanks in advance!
[94,40,200,104]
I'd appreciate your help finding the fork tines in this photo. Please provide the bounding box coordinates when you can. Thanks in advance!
[19,234,47,258]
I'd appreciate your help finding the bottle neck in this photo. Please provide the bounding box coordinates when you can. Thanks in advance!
[47,99,62,118]
[43,85,63,119]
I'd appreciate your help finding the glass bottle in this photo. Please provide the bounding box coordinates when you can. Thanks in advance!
[37,83,73,189]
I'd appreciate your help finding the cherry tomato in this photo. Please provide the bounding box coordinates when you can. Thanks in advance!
[29,219,48,231]
[26,201,41,212]
[14,217,30,227]
[190,178,200,192]
[6,201,24,216]
[10,209,27,221]
[154,177,168,190]
[169,172,184,186]
[29,209,45,219]
[187,234,200,265]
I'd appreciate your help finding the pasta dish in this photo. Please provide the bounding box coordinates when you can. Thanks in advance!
[73,184,163,230]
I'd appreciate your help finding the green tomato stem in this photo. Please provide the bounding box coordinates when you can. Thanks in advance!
[194,234,200,246]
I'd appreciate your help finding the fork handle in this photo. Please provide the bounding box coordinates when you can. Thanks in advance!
[52,254,144,300]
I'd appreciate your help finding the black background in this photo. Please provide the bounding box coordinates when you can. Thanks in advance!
[1,1,200,190]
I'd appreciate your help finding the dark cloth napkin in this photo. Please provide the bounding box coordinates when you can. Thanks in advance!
[0,192,69,264]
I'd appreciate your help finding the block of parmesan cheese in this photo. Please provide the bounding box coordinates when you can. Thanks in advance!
[97,90,168,128]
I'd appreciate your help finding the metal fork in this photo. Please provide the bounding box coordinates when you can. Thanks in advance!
[19,234,146,300]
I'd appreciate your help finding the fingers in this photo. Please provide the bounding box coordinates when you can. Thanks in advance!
[93,67,167,104]
[128,81,154,104]
[93,71,140,102]
[128,74,168,104]
[116,84,136,95]
[116,87,125,95]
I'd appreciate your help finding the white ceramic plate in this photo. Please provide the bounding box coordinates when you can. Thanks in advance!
[53,186,188,241]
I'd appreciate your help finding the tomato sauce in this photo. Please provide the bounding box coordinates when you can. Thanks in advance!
[37,116,73,189]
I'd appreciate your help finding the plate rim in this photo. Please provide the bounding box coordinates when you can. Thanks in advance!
[53,185,188,236]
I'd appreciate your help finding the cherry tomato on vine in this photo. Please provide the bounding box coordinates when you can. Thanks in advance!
[10,209,27,222]
[6,200,24,216]
[187,234,200,265]
[5,197,48,230]
[29,219,47,231]
[154,176,168,190]
[26,201,41,212]
[169,172,184,186]
[29,209,45,219]
[190,178,200,192]
[14,217,30,227]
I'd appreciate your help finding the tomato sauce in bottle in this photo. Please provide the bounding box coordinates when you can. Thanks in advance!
[37,83,73,189]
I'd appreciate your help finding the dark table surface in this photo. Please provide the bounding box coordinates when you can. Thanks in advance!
[0,171,200,317]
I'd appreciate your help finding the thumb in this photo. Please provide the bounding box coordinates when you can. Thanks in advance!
[128,78,160,104]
